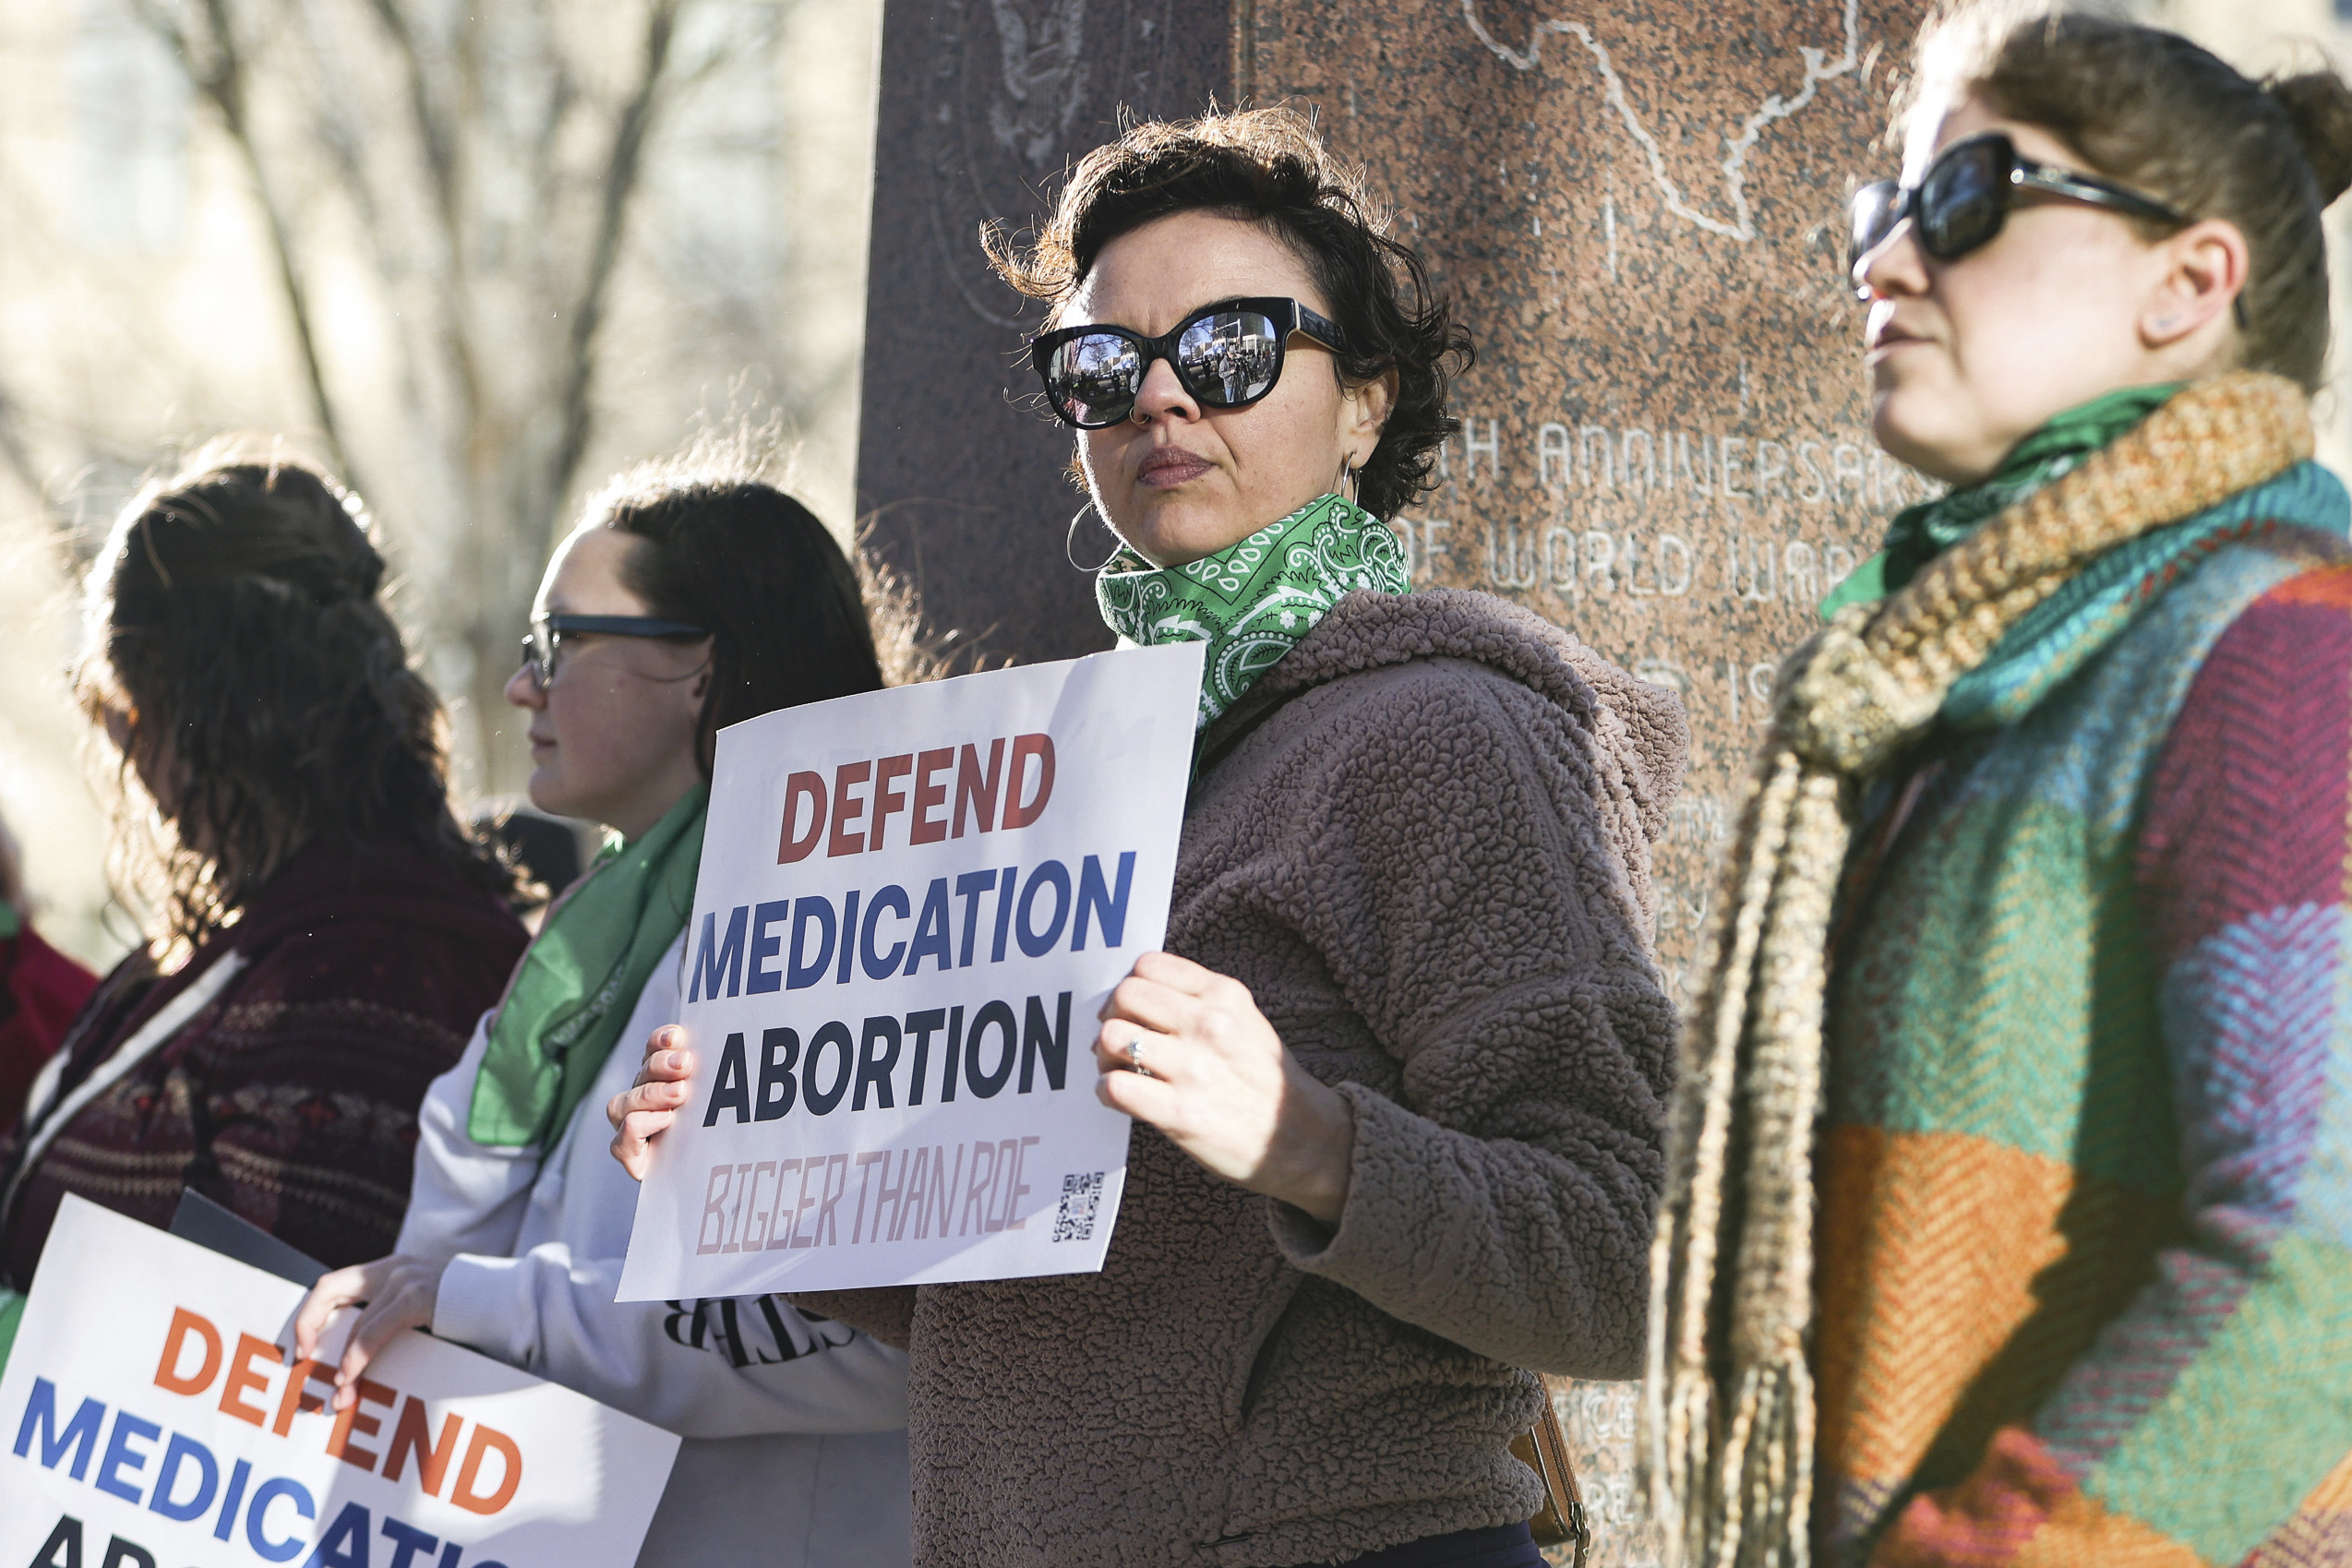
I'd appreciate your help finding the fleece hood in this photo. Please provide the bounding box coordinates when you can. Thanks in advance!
[1223,584,1687,915]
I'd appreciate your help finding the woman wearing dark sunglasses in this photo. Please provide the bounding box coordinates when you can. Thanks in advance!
[1649,9,2352,1567]
[297,452,917,1568]
[618,108,1686,1568]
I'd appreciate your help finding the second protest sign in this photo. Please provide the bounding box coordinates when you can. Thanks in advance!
[1,1197,677,1568]
[618,643,1202,1299]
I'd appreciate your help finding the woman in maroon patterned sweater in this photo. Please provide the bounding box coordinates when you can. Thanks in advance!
[0,447,527,1296]
[0,814,98,1126]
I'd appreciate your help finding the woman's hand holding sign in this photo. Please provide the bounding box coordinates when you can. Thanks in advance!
[610,1024,693,1181]
[610,957,1356,1227]
[1093,952,1355,1226]
[293,1253,450,1412]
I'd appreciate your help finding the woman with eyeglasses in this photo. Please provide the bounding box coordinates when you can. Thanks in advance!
[296,456,915,1568]
[0,448,529,1336]
[615,109,1685,1568]
[1648,10,2352,1566]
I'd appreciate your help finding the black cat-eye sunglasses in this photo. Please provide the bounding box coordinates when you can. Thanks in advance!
[1028,296,1347,429]
[1849,131,2193,298]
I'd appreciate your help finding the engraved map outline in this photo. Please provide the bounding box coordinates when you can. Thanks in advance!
[1456,0,1863,242]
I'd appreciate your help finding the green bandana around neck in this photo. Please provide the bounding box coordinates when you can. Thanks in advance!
[468,784,708,1149]
[1095,492,1410,729]
[1819,382,2183,620]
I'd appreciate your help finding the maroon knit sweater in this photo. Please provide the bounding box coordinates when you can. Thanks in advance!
[0,923,97,1129]
[0,839,526,1283]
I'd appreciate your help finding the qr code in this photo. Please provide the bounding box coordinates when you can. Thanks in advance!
[1052,1172,1105,1242]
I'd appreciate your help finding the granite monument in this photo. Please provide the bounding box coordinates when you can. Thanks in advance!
[852,2,1935,1559]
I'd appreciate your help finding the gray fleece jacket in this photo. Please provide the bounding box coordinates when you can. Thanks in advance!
[797,587,1685,1567]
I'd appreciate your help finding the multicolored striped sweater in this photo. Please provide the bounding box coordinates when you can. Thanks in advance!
[1817,493,2352,1562]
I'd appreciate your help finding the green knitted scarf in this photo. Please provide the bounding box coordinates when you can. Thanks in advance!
[1821,383,2182,620]
[1095,492,1410,729]
[467,784,707,1149]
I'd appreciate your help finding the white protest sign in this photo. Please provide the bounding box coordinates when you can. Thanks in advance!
[618,643,1202,1299]
[1,1196,678,1568]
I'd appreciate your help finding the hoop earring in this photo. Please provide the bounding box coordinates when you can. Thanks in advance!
[1066,500,1125,572]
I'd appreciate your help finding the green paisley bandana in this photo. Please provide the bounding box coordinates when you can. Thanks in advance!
[1096,492,1410,729]
[1819,382,2182,620]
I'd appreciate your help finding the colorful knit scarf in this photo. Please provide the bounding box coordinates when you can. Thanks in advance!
[1643,373,2321,1568]
[467,784,707,1150]
[1820,383,2181,619]
[1095,491,1410,729]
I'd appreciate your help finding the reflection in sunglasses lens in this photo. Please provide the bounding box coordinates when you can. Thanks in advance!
[1041,307,1291,425]
[1181,313,1280,405]
[1923,140,2004,258]
[1848,138,2017,289]
[1849,181,1901,271]
[1052,333,1143,424]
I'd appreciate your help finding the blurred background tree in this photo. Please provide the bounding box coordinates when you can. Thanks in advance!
[0,0,877,964]
[122,0,697,739]
[0,0,2339,981]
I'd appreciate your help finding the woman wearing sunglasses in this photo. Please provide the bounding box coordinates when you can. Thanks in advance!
[296,456,916,1568]
[615,109,1685,1568]
[1649,9,2352,1566]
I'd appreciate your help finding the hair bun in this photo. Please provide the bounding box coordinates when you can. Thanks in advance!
[2269,69,2352,206]
[341,549,386,602]
[260,542,383,607]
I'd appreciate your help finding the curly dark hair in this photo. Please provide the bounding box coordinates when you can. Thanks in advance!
[987,107,1471,522]
[75,443,511,955]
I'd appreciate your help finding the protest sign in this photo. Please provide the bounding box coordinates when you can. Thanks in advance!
[2,1196,678,1568]
[618,643,1203,1299]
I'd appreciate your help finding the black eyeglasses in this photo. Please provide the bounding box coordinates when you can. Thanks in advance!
[522,613,708,688]
[1849,131,2192,299]
[1028,296,1347,429]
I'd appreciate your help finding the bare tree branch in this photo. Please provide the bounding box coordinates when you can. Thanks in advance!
[126,0,357,484]
[58,0,832,799]
[362,0,459,227]
[542,0,684,522]
[0,385,47,507]
[350,0,487,486]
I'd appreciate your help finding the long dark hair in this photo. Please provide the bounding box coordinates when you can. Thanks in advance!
[585,457,893,775]
[76,443,510,955]
[987,107,1472,522]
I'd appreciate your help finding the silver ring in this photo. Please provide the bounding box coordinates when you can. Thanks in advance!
[1125,1033,1153,1078]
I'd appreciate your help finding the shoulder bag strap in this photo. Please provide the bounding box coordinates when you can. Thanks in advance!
[1509,1374,1591,1565]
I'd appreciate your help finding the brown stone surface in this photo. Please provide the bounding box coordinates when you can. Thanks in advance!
[1546,1379,1664,1565]
[852,0,1232,664]
[1245,0,1932,997]
[856,1,1935,1562]
[1241,5,1930,1562]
